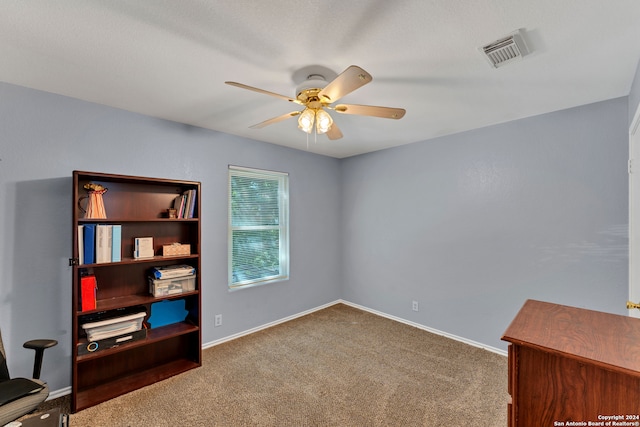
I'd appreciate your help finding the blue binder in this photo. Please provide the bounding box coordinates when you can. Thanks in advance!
[83,224,96,264]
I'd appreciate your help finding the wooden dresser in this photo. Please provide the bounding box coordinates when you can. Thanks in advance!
[502,299,640,426]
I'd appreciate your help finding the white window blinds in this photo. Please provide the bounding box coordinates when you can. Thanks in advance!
[228,166,289,289]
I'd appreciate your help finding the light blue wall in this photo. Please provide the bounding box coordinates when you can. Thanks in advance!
[341,97,629,351]
[0,80,631,394]
[0,82,342,393]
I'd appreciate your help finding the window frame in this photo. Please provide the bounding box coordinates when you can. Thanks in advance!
[228,165,289,290]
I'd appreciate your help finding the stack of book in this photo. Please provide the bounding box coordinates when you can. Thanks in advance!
[172,189,197,219]
[79,224,122,265]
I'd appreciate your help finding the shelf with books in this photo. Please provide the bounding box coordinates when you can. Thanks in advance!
[77,220,198,266]
[71,170,201,412]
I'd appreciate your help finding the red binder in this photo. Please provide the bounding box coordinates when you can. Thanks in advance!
[80,275,97,311]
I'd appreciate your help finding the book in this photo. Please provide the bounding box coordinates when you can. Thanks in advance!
[134,237,154,259]
[179,194,187,218]
[80,275,97,311]
[184,190,193,219]
[173,194,186,219]
[187,189,197,218]
[111,224,122,262]
[83,224,96,265]
[78,225,84,265]
[95,224,112,264]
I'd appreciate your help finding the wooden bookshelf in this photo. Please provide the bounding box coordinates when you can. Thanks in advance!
[71,171,201,412]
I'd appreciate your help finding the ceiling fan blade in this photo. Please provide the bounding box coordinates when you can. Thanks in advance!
[249,111,301,129]
[318,65,372,104]
[326,123,343,140]
[333,104,406,119]
[225,81,301,104]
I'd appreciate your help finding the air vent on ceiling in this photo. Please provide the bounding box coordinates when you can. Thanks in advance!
[480,29,530,68]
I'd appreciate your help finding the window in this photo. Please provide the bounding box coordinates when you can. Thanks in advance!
[228,166,289,289]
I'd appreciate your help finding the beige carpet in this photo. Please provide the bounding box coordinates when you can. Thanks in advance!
[45,304,509,426]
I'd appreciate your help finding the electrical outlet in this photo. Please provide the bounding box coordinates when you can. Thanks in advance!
[412,301,419,312]
[214,314,222,327]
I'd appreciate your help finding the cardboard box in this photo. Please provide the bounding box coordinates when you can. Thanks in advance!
[80,275,97,312]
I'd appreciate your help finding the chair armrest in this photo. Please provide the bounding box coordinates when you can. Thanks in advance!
[22,340,57,380]
[23,340,58,351]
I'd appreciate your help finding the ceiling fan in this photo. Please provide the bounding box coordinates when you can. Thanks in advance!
[225,65,406,140]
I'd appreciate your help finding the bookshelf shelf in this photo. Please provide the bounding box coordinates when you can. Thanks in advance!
[71,171,202,412]
[75,358,200,411]
[78,218,199,223]
[74,290,200,315]
[76,322,199,362]
[78,254,199,268]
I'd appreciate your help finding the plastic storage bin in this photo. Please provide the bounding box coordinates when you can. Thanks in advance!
[81,312,146,341]
[149,275,196,297]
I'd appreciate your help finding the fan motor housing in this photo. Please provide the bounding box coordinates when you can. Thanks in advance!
[296,74,327,102]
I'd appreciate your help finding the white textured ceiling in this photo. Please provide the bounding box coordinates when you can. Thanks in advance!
[2,1,640,158]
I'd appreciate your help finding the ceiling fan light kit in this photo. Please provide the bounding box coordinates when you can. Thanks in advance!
[225,65,406,141]
[297,107,333,135]
[297,108,316,133]
[315,109,333,134]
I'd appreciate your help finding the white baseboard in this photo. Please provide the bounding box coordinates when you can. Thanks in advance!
[338,300,508,357]
[202,300,341,350]
[50,299,506,399]
[47,386,71,400]
[202,299,507,357]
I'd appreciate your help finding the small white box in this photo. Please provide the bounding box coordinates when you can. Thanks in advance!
[81,312,146,342]
[134,237,154,259]
[149,275,196,297]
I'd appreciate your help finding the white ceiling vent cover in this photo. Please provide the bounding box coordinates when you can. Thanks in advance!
[481,29,530,68]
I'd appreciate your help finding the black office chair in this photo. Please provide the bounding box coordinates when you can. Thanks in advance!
[0,329,57,426]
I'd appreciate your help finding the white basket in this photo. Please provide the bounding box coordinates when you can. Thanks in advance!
[81,312,146,341]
